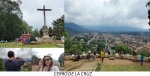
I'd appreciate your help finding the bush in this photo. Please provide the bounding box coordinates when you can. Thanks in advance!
[114,44,132,54]
[30,36,37,41]
[137,50,150,57]
[0,59,5,71]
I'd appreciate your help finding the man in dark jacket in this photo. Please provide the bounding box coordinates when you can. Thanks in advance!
[5,51,25,71]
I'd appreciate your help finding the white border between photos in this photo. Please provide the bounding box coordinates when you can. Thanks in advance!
[0,72,150,76]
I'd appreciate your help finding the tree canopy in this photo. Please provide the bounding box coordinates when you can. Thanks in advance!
[114,44,132,54]
[0,58,5,71]
[0,0,33,41]
[146,1,150,30]
[52,15,64,40]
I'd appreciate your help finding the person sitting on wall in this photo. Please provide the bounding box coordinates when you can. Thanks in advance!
[148,56,150,62]
[82,52,85,59]
[76,54,81,61]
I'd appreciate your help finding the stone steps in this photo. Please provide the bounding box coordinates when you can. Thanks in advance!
[73,62,97,71]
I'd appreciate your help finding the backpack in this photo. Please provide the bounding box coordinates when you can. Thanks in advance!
[5,60,19,71]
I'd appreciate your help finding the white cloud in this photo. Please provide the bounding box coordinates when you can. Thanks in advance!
[20,0,64,30]
[0,48,31,59]
[65,0,149,29]
[32,48,64,61]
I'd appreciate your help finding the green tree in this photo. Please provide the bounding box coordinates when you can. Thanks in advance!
[32,28,40,37]
[0,0,22,41]
[48,26,53,37]
[137,50,150,57]
[97,42,105,53]
[69,45,77,54]
[39,28,43,37]
[52,15,64,40]
[65,38,72,52]
[64,29,70,38]
[31,28,40,41]
[0,58,5,71]
[32,55,41,65]
[21,21,33,33]
[146,1,150,30]
[114,44,132,54]
[64,31,73,54]
[0,0,33,41]
[82,44,89,53]
[77,41,83,53]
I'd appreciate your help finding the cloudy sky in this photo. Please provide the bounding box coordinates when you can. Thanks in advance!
[0,48,31,59]
[65,0,150,29]
[32,48,64,61]
[20,0,64,30]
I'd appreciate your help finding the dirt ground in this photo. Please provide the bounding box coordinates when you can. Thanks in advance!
[65,58,100,70]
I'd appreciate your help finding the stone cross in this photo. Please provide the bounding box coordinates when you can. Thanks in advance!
[37,5,52,26]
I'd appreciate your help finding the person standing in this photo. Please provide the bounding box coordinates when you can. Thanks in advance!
[112,50,115,56]
[5,51,25,71]
[52,33,56,42]
[21,32,26,45]
[135,49,137,56]
[119,51,123,58]
[93,47,96,60]
[26,31,31,44]
[132,48,135,56]
[82,52,85,59]
[119,51,121,58]
[108,50,110,56]
[100,50,105,63]
[76,54,81,61]
[148,56,150,62]
[140,54,144,66]
[88,50,91,60]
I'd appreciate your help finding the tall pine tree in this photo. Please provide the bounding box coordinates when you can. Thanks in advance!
[146,1,150,30]
[52,15,64,40]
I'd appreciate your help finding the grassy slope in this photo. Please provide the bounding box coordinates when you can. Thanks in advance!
[101,62,150,71]
[0,42,61,48]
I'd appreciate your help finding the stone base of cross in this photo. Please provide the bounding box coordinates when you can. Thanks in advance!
[41,25,51,42]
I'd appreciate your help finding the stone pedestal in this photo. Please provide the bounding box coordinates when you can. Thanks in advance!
[42,25,50,42]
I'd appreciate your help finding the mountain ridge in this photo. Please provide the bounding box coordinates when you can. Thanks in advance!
[65,23,148,33]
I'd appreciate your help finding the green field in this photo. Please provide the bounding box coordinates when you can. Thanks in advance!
[0,42,61,48]
[101,63,150,71]
[96,63,150,71]
[94,58,150,71]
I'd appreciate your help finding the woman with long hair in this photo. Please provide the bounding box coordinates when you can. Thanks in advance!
[36,56,59,71]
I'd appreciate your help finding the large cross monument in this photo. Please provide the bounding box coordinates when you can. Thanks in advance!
[37,5,52,42]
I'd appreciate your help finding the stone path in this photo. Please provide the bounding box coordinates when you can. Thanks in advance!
[73,62,97,71]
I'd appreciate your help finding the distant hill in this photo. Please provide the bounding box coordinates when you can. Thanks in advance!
[65,23,90,33]
[2,58,31,62]
[65,23,148,32]
[83,25,148,32]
